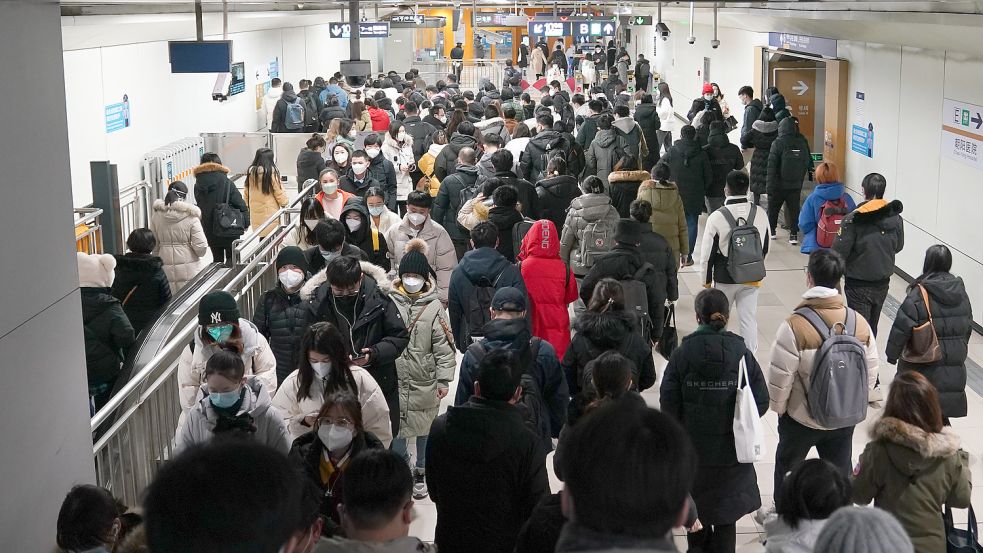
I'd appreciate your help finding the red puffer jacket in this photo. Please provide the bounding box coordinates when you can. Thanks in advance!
[368,107,391,132]
[519,219,578,360]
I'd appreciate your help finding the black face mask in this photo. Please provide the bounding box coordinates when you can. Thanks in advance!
[334,294,359,318]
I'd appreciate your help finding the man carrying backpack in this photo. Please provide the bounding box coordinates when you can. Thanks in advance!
[453,287,567,454]
[699,171,770,353]
[766,116,814,245]
[296,79,320,134]
[521,112,571,183]
[270,82,304,133]
[448,222,526,353]
[401,101,438,163]
[764,249,880,518]
[579,219,666,343]
[432,147,479,261]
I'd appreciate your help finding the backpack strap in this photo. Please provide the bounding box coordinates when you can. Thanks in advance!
[793,307,831,340]
[719,206,740,227]
[746,204,758,226]
[632,262,654,281]
[843,307,857,337]
[529,337,542,365]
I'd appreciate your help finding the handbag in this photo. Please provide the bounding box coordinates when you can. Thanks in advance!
[733,354,766,463]
[725,115,739,132]
[902,284,943,364]
[211,180,246,239]
[944,505,983,553]
[656,303,678,360]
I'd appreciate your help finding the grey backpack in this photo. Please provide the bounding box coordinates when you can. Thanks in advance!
[719,205,766,283]
[795,307,869,429]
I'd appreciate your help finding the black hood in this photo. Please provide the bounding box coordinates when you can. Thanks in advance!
[777,116,798,138]
[536,174,578,197]
[444,398,524,462]
[114,253,164,274]
[573,310,634,349]
[281,90,298,103]
[673,137,703,155]
[459,247,513,284]
[340,200,371,243]
[455,164,480,178]
[487,205,524,230]
[707,126,730,147]
[748,98,763,112]
[449,133,478,150]
[530,130,563,147]
[482,316,532,349]
[918,272,968,308]
[80,288,120,322]
[634,102,657,117]
[677,327,748,378]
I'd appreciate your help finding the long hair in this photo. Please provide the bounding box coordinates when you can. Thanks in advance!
[657,82,673,106]
[299,196,325,247]
[248,148,279,195]
[200,322,243,355]
[587,279,626,313]
[296,322,359,402]
[920,244,952,278]
[883,371,944,434]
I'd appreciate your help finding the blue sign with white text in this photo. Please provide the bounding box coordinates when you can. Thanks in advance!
[851,124,874,158]
[769,32,837,58]
[105,94,131,133]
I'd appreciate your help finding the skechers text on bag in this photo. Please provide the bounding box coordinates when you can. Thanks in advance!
[719,205,766,283]
[794,307,869,429]
[734,354,766,463]
[211,181,246,239]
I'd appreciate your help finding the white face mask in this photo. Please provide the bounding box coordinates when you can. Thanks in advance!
[397,130,407,141]
[321,181,338,195]
[402,275,425,293]
[304,218,319,231]
[368,205,385,216]
[703,93,714,101]
[334,151,349,164]
[407,212,426,226]
[318,423,354,453]
[365,148,381,159]
[437,115,447,124]
[345,218,362,232]
[278,269,305,289]
[311,360,331,379]
[351,162,367,174]
[349,129,358,138]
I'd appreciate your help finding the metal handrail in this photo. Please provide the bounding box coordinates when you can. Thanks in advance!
[74,207,105,254]
[231,179,319,263]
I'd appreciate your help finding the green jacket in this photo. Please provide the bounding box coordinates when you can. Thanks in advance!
[852,416,972,553]
[636,179,689,259]
[389,279,457,438]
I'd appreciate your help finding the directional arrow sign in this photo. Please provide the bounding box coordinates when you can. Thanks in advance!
[602,22,615,34]
[974,112,983,130]
[792,80,809,96]
[329,23,350,39]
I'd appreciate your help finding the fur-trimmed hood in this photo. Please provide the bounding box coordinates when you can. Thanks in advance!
[299,260,391,300]
[851,198,904,223]
[871,416,962,475]
[573,310,634,349]
[608,170,651,184]
[193,162,230,176]
[751,119,778,134]
[639,179,677,191]
[152,198,201,219]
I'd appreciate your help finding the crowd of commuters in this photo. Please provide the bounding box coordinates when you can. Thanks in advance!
[71,60,979,553]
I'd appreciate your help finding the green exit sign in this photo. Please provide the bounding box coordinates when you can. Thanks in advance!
[963,110,971,126]
[811,153,824,162]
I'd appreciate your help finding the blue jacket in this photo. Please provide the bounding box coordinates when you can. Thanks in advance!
[798,182,856,253]
[320,84,348,109]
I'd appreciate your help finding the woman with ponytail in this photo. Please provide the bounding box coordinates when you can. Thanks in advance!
[660,288,769,553]
[149,180,208,293]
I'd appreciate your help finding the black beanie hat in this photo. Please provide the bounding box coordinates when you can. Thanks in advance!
[398,239,433,278]
[276,245,308,273]
[614,219,641,245]
[198,291,240,326]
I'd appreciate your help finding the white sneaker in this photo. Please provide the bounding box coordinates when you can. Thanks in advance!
[770,230,777,240]
[789,232,799,245]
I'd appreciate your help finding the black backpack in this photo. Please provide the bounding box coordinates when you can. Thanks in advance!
[538,136,570,181]
[780,140,811,182]
[300,94,318,130]
[511,218,536,261]
[620,263,654,343]
[467,339,549,448]
[465,272,503,343]
[211,180,246,239]
[403,119,435,162]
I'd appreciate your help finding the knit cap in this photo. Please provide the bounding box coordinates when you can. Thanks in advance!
[398,239,433,278]
[702,82,714,95]
[198,291,240,326]
[813,506,914,553]
[276,245,308,273]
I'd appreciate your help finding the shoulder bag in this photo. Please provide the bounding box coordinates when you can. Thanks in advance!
[902,284,943,364]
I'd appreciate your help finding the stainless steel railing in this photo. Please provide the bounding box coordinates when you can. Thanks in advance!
[119,181,152,240]
[437,58,508,92]
[74,207,105,254]
[232,178,319,264]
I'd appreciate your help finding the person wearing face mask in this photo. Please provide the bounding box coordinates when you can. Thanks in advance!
[688,82,725,125]
[177,290,278,412]
[341,200,391,271]
[284,195,326,248]
[387,240,456,499]
[327,142,352,175]
[385,191,457,305]
[174,347,289,455]
[363,135,400,211]
[289,392,386,535]
[315,168,355,220]
[365,186,401,234]
[273,321,392,444]
[252,247,313,385]
[340,151,382,203]
[381,121,416,214]
[305,218,369,275]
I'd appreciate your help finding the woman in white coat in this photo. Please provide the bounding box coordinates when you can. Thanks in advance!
[272,321,393,446]
[149,181,208,293]
[656,82,676,156]
[177,291,278,412]
[381,121,416,213]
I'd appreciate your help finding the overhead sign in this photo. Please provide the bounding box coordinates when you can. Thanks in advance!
[391,14,424,25]
[329,22,351,39]
[768,32,837,58]
[359,21,390,38]
[574,21,614,37]
[622,16,652,26]
[528,21,570,37]
[475,13,506,26]
[941,97,983,171]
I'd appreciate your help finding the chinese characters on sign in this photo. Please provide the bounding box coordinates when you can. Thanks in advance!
[941,98,983,171]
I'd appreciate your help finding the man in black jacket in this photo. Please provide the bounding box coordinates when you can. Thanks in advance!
[400,101,437,163]
[427,347,550,553]
[363,133,399,212]
[633,93,661,171]
[521,112,571,184]
[580,219,665,340]
[296,80,320,133]
[435,121,479,181]
[575,100,605,156]
[318,94,348,133]
[738,86,763,143]
[304,219,368,275]
[491,149,539,219]
[271,82,302,133]
[766,117,813,244]
[433,147,480,260]
[423,103,446,131]
[450,42,465,81]
[340,150,382,199]
[662,125,712,265]
[306,255,409,436]
[704,121,745,213]
[832,173,904,337]
[252,246,311,384]
[486,185,525,263]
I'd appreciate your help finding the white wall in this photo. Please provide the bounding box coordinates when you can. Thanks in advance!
[65,21,382,207]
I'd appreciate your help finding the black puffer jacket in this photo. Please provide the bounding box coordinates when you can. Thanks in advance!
[253,284,312,385]
[340,201,391,271]
[662,137,713,215]
[366,154,398,212]
[833,199,904,284]
[687,97,724,124]
[433,164,480,242]
[111,253,171,334]
[487,205,525,262]
[318,105,347,132]
[82,288,135,386]
[579,245,667,338]
[703,126,745,199]
[633,102,661,170]
[886,272,973,418]
[740,119,779,194]
[535,174,581,239]
[193,162,249,247]
[562,310,656,395]
[660,326,768,525]
[638,225,679,308]
[766,117,814,192]
[296,148,326,189]
[521,130,570,183]
[435,132,479,181]
[495,171,540,219]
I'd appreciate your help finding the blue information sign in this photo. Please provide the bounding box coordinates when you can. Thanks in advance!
[851,124,874,158]
[105,95,131,133]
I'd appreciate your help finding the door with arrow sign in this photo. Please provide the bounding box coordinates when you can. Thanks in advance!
[773,66,820,151]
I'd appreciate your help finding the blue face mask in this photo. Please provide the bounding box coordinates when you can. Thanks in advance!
[207,324,234,343]
[209,388,242,409]
[320,249,340,263]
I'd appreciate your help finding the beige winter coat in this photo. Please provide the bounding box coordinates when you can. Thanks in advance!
[149,199,209,293]
[244,166,289,237]
[177,318,279,412]
[271,365,393,447]
[389,279,457,438]
[530,47,547,76]
[767,292,880,430]
[636,179,688,259]
[384,217,458,304]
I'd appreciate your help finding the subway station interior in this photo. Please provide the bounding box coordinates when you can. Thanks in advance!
[5,1,983,551]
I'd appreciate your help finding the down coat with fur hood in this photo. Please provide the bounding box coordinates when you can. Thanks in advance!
[852,416,972,553]
[194,162,248,248]
[149,199,209,293]
[607,170,652,218]
[562,310,656,396]
[636,179,688,260]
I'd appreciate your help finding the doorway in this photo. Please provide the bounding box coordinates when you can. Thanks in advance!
[765,52,827,156]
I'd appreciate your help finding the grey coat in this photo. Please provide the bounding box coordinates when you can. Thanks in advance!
[559,193,620,276]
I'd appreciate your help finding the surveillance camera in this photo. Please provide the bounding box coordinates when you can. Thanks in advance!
[687,36,696,45]
[655,22,670,41]
[711,39,720,49]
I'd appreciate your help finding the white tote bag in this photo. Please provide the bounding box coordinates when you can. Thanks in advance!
[733,355,766,463]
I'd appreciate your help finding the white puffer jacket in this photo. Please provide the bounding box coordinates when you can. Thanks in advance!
[272,365,393,446]
[177,318,279,412]
[382,133,416,202]
[149,200,209,293]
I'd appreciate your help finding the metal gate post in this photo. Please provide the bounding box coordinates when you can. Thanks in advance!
[91,161,123,255]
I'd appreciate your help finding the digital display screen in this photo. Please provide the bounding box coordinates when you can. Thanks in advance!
[168,41,232,73]
[229,62,245,96]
